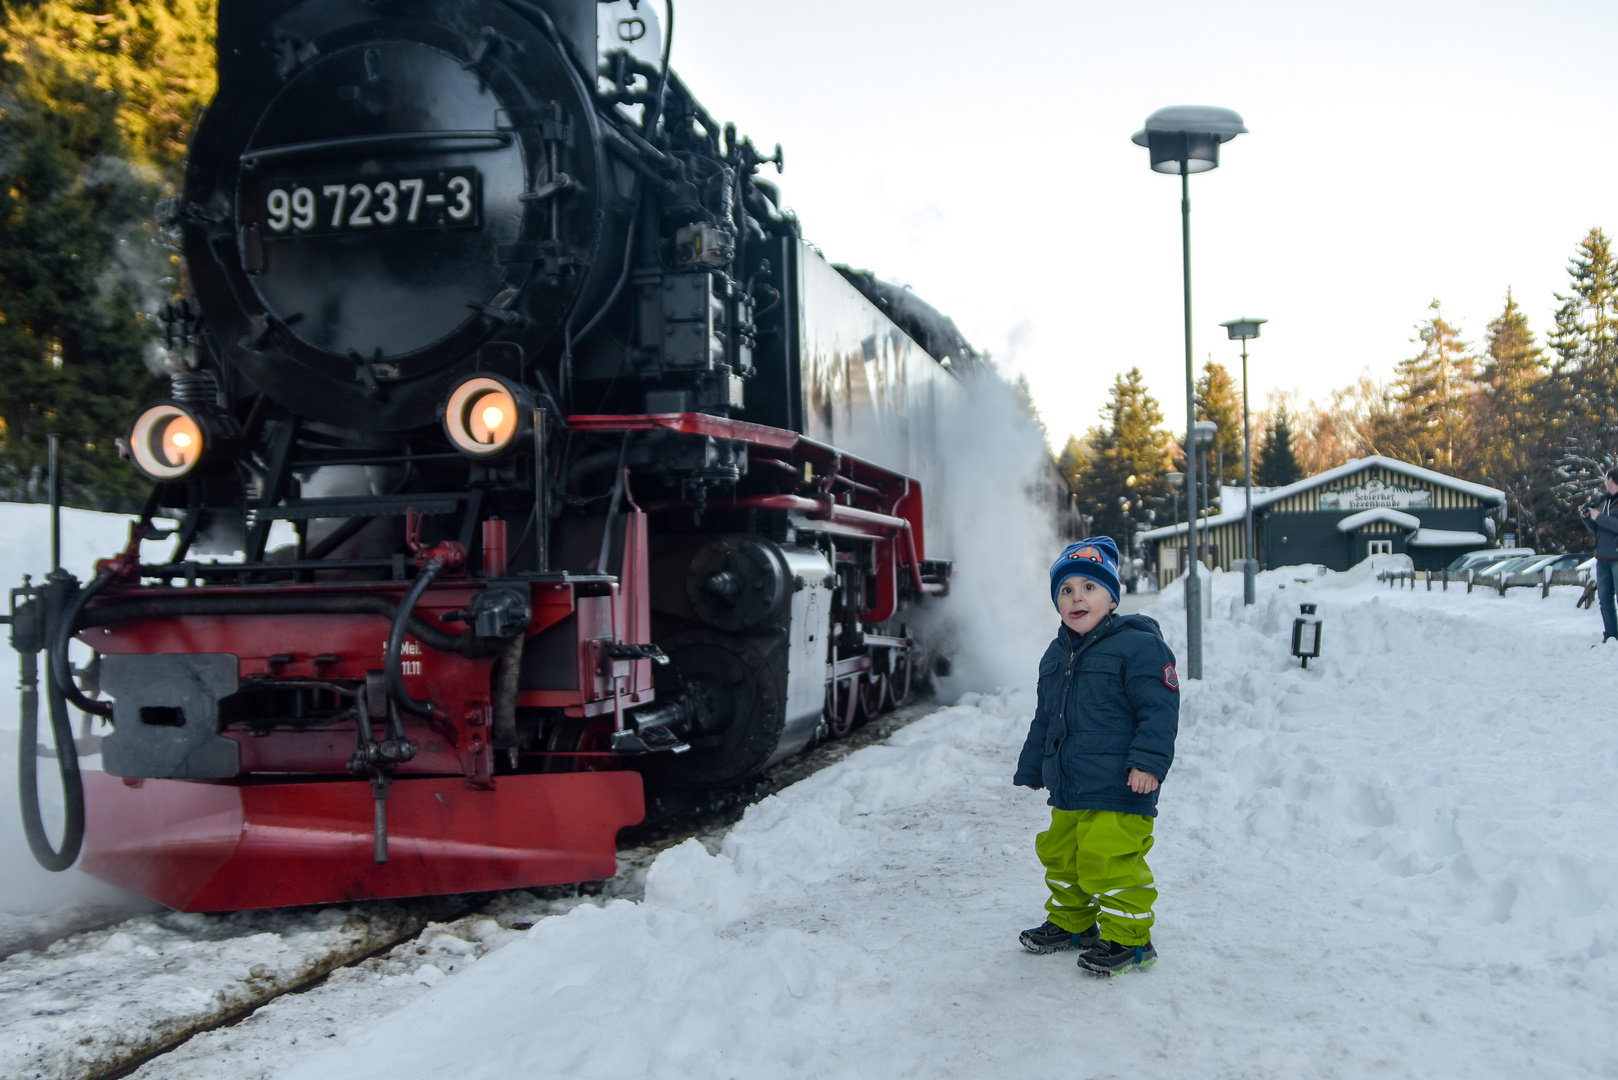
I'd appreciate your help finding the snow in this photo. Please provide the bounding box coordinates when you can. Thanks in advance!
[4,505,1616,1078]
[257,564,1614,1080]
[1336,507,1421,532]
[1408,528,1490,548]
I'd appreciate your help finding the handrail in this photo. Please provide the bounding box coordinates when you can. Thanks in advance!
[241,130,513,168]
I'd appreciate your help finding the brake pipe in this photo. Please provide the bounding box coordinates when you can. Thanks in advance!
[387,558,446,718]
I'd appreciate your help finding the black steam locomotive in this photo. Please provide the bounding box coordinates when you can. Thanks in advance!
[13,0,982,911]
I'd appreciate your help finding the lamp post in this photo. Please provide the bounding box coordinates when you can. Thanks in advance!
[1192,419,1217,581]
[1220,317,1267,605]
[1165,470,1183,590]
[1133,105,1247,680]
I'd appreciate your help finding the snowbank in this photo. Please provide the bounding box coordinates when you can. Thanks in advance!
[275,565,1617,1079]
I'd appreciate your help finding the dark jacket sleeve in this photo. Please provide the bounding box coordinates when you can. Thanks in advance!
[1121,634,1180,782]
[1014,639,1061,787]
[1592,511,1618,536]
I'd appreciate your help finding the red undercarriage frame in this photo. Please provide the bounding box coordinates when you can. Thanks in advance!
[78,414,944,911]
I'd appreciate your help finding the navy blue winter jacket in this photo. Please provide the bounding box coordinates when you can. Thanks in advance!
[1013,614,1180,817]
[1582,492,1618,560]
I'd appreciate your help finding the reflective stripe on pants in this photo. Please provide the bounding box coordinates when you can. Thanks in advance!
[1035,807,1156,946]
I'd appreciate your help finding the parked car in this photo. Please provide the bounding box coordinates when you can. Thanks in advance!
[1514,553,1583,576]
[1445,548,1534,573]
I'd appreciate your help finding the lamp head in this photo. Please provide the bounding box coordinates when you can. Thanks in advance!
[1132,106,1247,174]
[1192,420,1218,446]
[1220,317,1267,341]
[127,400,237,482]
[442,374,534,459]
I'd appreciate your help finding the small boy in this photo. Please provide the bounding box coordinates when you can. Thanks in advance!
[1013,537,1180,975]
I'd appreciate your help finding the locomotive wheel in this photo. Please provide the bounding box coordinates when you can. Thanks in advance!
[827,677,858,739]
[644,626,787,788]
[857,671,887,722]
[541,716,622,773]
[888,652,914,709]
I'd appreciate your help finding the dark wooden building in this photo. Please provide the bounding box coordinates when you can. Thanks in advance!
[1141,456,1505,588]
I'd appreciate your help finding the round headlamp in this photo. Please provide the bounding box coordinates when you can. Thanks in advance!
[443,375,532,458]
[129,402,207,481]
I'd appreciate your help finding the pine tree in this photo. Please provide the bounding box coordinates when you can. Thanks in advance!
[0,0,218,173]
[0,37,169,508]
[1475,291,1552,545]
[1255,406,1302,487]
[1549,228,1618,532]
[1390,300,1476,471]
[1073,369,1171,555]
[1195,359,1244,485]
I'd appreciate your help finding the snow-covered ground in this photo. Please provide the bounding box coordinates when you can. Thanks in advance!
[4,500,1616,1077]
[261,566,1618,1078]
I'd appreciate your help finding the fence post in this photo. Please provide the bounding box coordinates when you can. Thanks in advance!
[1467,570,1474,594]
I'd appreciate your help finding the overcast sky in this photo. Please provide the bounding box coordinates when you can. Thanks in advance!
[660,0,1618,451]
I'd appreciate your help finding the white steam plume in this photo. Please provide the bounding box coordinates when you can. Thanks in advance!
[912,367,1062,698]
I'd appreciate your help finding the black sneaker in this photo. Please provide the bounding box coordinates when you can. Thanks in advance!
[1019,920,1100,954]
[1076,938,1157,975]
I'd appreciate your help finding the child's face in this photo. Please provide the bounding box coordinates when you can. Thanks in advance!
[1056,574,1114,635]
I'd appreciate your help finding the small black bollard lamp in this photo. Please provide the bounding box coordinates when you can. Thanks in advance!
[1291,604,1322,668]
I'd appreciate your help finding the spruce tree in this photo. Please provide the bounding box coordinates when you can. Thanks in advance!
[1255,407,1302,487]
[0,38,168,508]
[1549,228,1618,533]
[1391,300,1476,471]
[1195,359,1244,485]
[1475,291,1553,546]
[1073,369,1171,554]
[0,0,217,172]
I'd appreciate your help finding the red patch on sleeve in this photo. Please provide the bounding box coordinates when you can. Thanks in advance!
[1162,663,1179,690]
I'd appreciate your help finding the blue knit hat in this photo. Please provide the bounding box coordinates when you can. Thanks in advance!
[1050,537,1122,609]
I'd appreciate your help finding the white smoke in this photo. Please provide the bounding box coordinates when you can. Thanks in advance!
[912,366,1061,698]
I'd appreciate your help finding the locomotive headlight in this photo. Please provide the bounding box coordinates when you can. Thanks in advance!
[443,375,532,458]
[129,402,208,480]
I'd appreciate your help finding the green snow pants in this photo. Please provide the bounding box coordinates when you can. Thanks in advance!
[1035,808,1156,946]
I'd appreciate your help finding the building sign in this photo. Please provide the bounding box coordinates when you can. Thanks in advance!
[1319,478,1432,510]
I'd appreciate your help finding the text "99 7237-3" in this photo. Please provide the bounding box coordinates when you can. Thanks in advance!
[261,170,479,237]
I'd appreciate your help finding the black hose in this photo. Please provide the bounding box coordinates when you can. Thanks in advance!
[18,650,85,871]
[387,559,444,716]
[571,211,640,347]
[76,592,478,656]
[52,572,112,718]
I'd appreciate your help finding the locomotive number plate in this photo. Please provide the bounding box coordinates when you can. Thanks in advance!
[260,168,480,238]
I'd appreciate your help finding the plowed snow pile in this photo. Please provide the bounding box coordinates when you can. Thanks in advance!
[257,566,1615,1080]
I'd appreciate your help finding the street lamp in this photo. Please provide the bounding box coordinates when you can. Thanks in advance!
[1134,105,1247,681]
[1220,316,1267,606]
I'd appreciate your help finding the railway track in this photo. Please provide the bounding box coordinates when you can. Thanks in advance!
[1,700,937,1080]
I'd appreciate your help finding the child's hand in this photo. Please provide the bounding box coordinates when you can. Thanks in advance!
[1127,768,1159,794]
